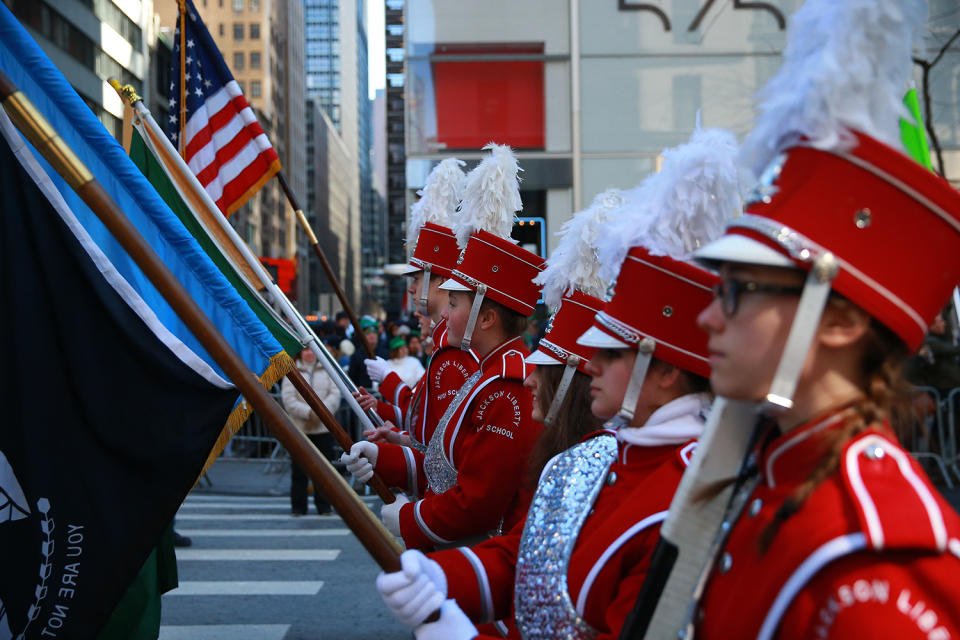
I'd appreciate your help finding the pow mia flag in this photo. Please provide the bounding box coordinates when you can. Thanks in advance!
[0,6,290,636]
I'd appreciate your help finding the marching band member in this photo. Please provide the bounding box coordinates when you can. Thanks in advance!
[354,159,480,463]
[375,127,744,639]
[347,144,546,551]
[686,0,960,637]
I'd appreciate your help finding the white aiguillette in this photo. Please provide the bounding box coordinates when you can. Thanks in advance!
[623,397,758,639]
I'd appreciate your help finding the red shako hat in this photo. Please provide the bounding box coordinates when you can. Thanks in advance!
[694,0,943,412]
[402,158,466,280]
[407,221,459,280]
[440,144,544,349]
[527,289,604,374]
[577,126,743,422]
[446,229,545,315]
[581,247,718,378]
[696,133,960,353]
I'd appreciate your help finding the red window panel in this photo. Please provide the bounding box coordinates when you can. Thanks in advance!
[432,43,545,150]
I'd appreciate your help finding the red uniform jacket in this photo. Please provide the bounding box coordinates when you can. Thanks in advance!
[430,434,698,640]
[393,336,542,551]
[374,320,479,496]
[697,410,960,639]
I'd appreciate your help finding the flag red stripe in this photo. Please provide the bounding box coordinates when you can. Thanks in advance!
[193,121,269,187]
[215,149,280,211]
[183,94,252,160]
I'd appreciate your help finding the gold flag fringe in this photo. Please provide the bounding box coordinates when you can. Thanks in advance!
[195,350,295,484]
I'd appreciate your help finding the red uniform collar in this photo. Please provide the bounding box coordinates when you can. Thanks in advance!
[479,335,529,373]
[761,407,857,489]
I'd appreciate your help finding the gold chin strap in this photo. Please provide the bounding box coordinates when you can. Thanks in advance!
[419,264,431,315]
[460,284,487,351]
[763,253,838,414]
[543,355,581,427]
[618,338,656,422]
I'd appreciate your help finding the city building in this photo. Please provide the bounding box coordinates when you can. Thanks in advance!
[157,0,307,305]
[400,0,960,264]
[306,98,360,316]
[384,0,406,314]
[5,0,153,141]
[304,0,365,314]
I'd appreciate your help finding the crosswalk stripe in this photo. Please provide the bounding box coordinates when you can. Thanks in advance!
[167,581,324,595]
[178,503,294,510]
[184,495,287,503]
[159,624,290,639]
[175,514,340,521]
[176,549,340,561]
[176,528,349,537]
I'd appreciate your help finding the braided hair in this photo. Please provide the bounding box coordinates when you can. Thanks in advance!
[757,315,913,552]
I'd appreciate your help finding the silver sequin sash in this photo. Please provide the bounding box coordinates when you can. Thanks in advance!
[406,381,427,453]
[514,434,619,640]
[423,369,483,494]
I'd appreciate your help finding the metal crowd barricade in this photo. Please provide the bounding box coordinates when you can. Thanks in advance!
[223,383,290,474]
[910,386,954,489]
[946,388,960,483]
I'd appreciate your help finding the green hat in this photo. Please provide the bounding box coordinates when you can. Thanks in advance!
[360,317,378,332]
[389,336,407,351]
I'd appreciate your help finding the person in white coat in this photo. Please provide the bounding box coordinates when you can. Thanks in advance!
[281,349,341,515]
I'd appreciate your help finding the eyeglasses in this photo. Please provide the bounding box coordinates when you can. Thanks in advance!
[712,278,806,317]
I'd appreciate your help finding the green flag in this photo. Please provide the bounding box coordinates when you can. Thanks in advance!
[900,89,934,171]
[127,127,303,356]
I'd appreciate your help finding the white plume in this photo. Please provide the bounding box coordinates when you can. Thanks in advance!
[597,127,744,284]
[534,189,622,309]
[454,143,523,249]
[739,0,926,178]
[407,158,466,249]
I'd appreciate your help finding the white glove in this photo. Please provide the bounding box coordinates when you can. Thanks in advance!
[377,550,450,629]
[339,441,378,483]
[365,356,392,383]
[415,600,478,640]
[381,493,410,536]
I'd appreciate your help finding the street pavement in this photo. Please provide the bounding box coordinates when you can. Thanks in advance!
[159,459,408,640]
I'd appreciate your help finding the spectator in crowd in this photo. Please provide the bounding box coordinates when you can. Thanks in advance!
[334,311,352,339]
[906,307,960,392]
[386,336,426,388]
[349,317,387,389]
[282,349,341,516]
[407,333,427,366]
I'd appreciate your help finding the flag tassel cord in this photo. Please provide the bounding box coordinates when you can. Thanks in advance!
[275,171,376,360]
[108,80,385,432]
[0,68,404,573]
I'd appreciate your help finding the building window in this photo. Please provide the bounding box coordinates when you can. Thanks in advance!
[233,0,243,11]
[251,81,261,97]
[233,52,244,70]
[250,23,260,39]
[219,0,223,7]
[250,0,259,10]
[233,23,244,39]
[250,52,261,69]
[238,80,245,93]
[219,23,224,36]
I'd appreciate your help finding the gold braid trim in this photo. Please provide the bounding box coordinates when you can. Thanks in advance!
[195,350,296,482]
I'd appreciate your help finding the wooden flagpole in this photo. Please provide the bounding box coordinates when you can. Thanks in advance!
[277,171,376,360]
[0,69,403,572]
[287,368,395,504]
[177,0,187,156]
[111,81,386,430]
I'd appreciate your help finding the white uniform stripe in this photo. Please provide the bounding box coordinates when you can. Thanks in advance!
[575,511,667,616]
[175,549,339,561]
[403,446,418,497]
[0,110,232,390]
[160,624,289,640]
[458,547,495,623]
[845,438,886,547]
[414,499,454,545]
[175,529,348,537]
[167,581,323,596]
[757,534,867,640]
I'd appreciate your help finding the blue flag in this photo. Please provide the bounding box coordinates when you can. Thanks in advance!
[0,6,293,637]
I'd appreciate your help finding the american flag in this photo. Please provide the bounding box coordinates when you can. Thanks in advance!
[167,0,280,216]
